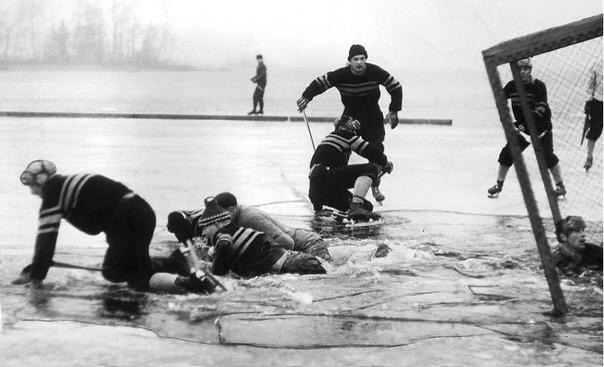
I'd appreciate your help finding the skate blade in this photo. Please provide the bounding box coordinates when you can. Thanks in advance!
[345,218,383,228]
[487,193,499,198]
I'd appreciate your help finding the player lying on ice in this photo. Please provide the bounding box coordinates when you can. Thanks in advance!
[168,196,327,277]
[13,159,218,295]
[308,115,393,221]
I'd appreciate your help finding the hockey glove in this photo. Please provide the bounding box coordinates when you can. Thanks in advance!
[383,161,394,174]
[297,97,309,112]
[385,111,399,129]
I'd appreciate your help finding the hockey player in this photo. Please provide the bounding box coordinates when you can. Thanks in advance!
[583,58,603,171]
[553,216,602,275]
[166,192,331,262]
[487,58,566,198]
[297,44,402,152]
[213,192,331,261]
[248,54,267,115]
[191,197,326,277]
[308,115,393,221]
[13,159,216,294]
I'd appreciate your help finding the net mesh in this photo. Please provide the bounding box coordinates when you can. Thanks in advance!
[496,36,603,244]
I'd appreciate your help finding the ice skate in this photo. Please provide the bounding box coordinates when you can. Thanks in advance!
[347,201,381,222]
[554,182,566,200]
[584,156,593,172]
[247,110,257,115]
[487,183,503,198]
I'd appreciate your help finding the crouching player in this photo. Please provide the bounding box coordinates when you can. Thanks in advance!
[13,159,216,294]
[309,115,393,221]
[553,216,603,276]
[171,197,326,277]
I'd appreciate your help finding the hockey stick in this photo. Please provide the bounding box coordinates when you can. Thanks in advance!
[581,112,590,146]
[52,260,102,272]
[302,110,316,150]
[182,239,227,291]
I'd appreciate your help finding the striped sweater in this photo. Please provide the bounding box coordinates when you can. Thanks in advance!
[302,63,402,117]
[504,78,552,133]
[210,224,285,277]
[30,174,131,279]
[310,129,388,169]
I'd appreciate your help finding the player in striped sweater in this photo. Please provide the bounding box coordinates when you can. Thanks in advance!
[185,197,326,277]
[309,115,393,220]
[297,44,402,152]
[166,192,332,262]
[13,160,216,294]
[487,58,566,198]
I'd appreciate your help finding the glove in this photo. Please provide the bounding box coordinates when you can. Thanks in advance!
[383,161,394,174]
[585,101,591,115]
[384,111,399,129]
[297,97,309,112]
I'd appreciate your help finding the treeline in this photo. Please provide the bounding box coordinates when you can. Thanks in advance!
[0,0,187,69]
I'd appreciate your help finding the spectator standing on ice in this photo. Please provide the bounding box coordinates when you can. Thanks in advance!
[297,44,402,152]
[248,54,267,115]
[191,197,326,277]
[553,216,602,275]
[583,58,603,171]
[487,58,566,199]
[13,159,216,294]
[166,191,331,262]
[308,115,393,221]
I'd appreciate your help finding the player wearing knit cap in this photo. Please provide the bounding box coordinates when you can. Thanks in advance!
[178,197,326,277]
[487,58,566,199]
[297,44,402,152]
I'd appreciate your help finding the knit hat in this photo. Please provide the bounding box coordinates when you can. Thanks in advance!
[215,192,238,208]
[334,115,361,133]
[517,58,532,68]
[348,44,367,61]
[256,54,263,59]
[198,196,231,228]
[20,159,57,187]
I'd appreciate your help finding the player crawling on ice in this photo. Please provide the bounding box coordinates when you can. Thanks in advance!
[13,159,218,295]
[487,58,566,199]
[169,196,326,277]
[309,115,393,222]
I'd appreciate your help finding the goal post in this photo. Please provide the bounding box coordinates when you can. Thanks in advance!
[482,14,603,315]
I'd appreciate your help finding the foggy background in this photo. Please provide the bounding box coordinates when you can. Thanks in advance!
[0,0,601,72]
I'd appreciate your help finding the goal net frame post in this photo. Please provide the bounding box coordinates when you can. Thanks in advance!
[481,14,603,315]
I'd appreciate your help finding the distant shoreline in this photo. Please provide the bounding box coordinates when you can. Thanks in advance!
[0,61,229,72]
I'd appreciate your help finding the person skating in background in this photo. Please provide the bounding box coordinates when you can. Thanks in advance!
[170,197,326,277]
[487,58,566,199]
[309,115,393,221]
[248,54,267,115]
[583,58,603,171]
[297,44,402,152]
[166,192,331,262]
[553,215,602,275]
[12,159,216,294]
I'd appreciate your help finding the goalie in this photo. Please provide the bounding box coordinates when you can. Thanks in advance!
[487,58,566,199]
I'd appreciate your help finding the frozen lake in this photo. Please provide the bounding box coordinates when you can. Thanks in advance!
[0,116,601,366]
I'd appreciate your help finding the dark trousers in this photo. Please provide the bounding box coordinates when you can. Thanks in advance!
[309,163,380,212]
[253,86,265,112]
[347,109,385,152]
[102,195,156,291]
[586,99,603,141]
[497,130,559,168]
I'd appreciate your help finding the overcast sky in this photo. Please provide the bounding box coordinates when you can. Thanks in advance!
[138,0,602,70]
